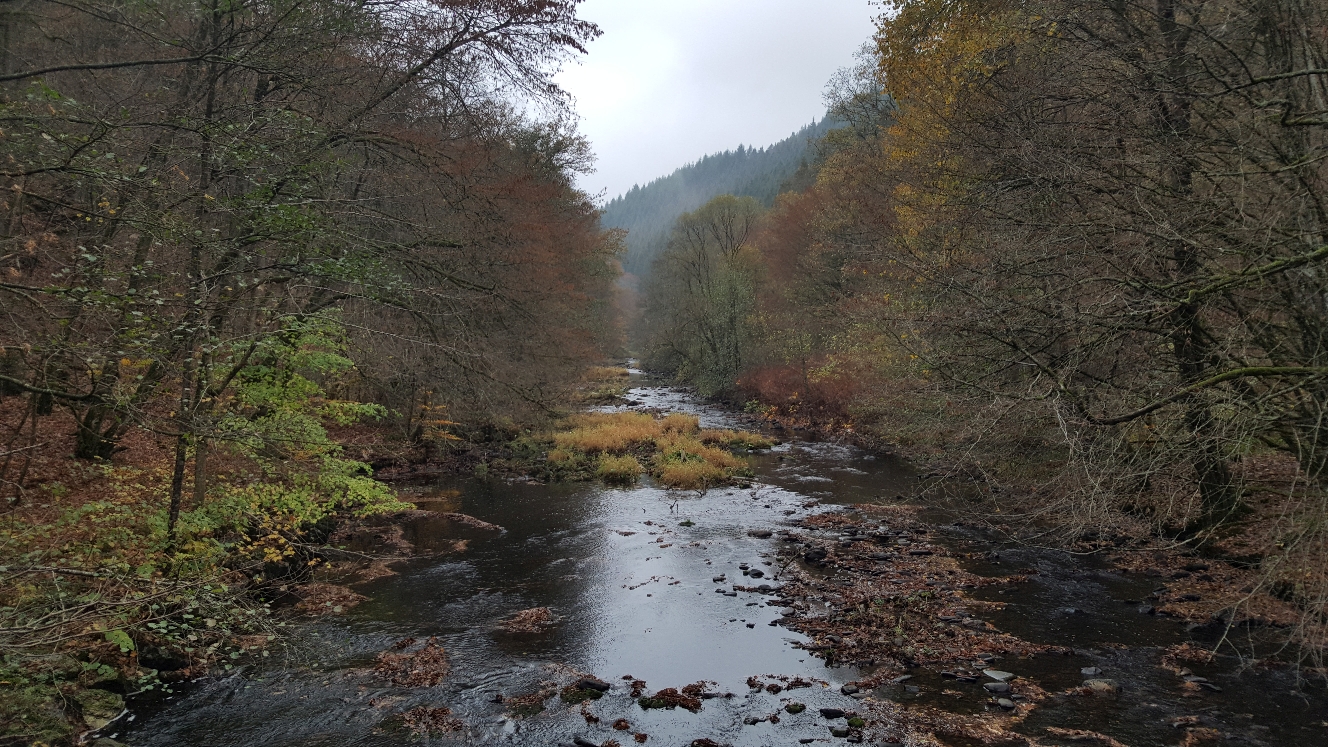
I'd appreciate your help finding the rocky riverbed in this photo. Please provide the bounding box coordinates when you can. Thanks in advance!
[101,374,1326,746]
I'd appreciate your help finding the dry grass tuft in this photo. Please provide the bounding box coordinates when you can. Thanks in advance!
[597,454,644,483]
[555,412,659,454]
[543,411,769,489]
[660,412,700,433]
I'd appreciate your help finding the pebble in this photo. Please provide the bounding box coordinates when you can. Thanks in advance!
[819,707,845,719]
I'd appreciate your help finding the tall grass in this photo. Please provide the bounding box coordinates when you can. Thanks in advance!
[546,412,771,488]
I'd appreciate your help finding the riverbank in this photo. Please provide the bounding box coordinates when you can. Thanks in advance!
[43,376,1328,746]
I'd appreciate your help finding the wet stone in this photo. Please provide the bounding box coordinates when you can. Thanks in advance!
[1081,667,1103,677]
[983,669,1015,682]
[1083,679,1121,694]
[830,726,851,737]
[748,569,765,578]
[997,698,1015,710]
[841,684,859,695]
[576,677,611,692]
[983,682,1010,694]
[785,702,806,714]
[820,707,846,719]
[748,529,773,538]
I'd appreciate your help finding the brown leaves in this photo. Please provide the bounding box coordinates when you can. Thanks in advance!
[498,606,557,633]
[374,637,450,687]
[394,706,463,735]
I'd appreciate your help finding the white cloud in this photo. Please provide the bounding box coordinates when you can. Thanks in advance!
[555,0,878,201]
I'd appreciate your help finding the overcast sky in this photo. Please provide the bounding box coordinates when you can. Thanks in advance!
[554,0,879,202]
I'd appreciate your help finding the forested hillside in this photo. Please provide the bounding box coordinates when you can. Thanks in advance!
[602,118,838,276]
[640,0,1328,668]
[0,2,616,740]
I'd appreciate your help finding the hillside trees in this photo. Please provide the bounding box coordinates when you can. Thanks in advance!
[723,0,1328,663]
[639,195,764,396]
[0,0,613,517]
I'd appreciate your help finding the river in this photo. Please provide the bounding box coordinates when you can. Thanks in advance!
[110,372,1326,746]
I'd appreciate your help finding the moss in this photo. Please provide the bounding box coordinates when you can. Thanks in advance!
[560,685,605,704]
[847,716,866,728]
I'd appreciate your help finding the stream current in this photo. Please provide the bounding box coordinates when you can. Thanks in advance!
[112,372,1326,746]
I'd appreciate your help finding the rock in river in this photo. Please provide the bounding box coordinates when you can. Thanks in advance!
[983,669,1015,682]
[983,682,1010,694]
[748,529,774,538]
[819,707,846,719]
[1083,679,1121,694]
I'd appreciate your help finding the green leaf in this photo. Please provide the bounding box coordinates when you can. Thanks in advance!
[104,629,135,653]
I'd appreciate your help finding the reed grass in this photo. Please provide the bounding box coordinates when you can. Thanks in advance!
[545,412,770,488]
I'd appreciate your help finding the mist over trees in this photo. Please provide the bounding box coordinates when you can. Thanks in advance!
[601,118,839,278]
[637,0,1328,666]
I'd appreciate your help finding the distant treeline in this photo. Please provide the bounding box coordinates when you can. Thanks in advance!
[601,118,840,277]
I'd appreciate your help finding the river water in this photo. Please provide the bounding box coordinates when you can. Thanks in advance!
[111,374,1326,746]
